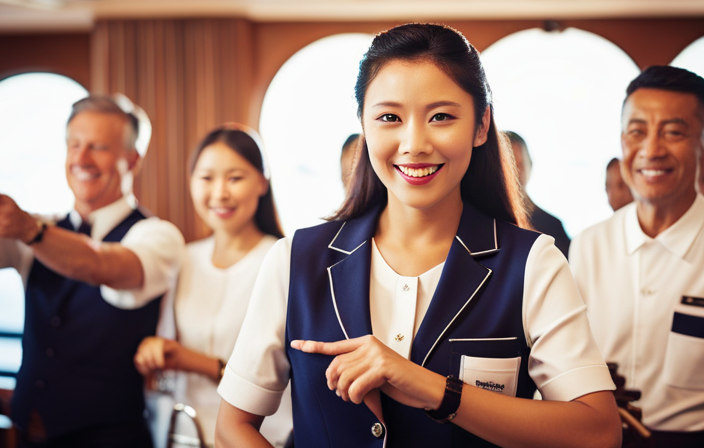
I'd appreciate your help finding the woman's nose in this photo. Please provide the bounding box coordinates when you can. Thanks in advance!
[398,120,432,156]
[213,179,231,200]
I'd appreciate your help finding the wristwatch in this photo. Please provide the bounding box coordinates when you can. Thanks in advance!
[27,220,47,245]
[425,375,464,423]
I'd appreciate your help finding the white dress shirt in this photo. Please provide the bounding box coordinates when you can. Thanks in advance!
[0,195,185,309]
[570,194,704,431]
[369,239,444,359]
[218,232,614,417]
[165,235,292,447]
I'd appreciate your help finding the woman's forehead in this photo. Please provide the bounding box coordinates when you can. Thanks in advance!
[363,59,473,111]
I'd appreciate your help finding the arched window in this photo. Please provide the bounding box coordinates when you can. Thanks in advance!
[259,33,372,235]
[671,35,704,77]
[0,72,87,391]
[480,28,640,237]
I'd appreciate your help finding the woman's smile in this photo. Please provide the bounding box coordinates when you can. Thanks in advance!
[210,206,236,219]
[395,163,445,185]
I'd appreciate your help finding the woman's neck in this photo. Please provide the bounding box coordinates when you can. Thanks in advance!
[374,190,463,277]
[211,221,265,269]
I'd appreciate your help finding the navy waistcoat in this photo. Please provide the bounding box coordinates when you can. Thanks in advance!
[12,208,162,438]
[285,203,540,447]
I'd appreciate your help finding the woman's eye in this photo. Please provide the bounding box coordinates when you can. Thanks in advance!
[431,113,453,122]
[229,177,243,182]
[379,114,399,122]
[200,176,212,181]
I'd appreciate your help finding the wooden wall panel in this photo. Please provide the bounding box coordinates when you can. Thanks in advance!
[0,34,90,87]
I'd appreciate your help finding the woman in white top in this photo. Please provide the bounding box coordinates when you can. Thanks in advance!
[215,24,621,448]
[133,124,290,447]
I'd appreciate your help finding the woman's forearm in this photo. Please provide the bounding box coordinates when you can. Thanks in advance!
[174,345,223,382]
[448,386,621,448]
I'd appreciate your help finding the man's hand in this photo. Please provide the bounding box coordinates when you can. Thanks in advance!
[0,194,39,243]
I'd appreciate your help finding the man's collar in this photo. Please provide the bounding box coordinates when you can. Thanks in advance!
[69,194,137,241]
[625,194,704,258]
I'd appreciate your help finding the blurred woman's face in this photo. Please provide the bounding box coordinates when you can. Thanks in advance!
[362,59,488,212]
[190,141,267,235]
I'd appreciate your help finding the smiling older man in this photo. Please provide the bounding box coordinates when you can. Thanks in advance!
[0,95,184,448]
[569,66,704,448]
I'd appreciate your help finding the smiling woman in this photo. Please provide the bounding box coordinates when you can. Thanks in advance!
[215,23,621,448]
[132,124,291,448]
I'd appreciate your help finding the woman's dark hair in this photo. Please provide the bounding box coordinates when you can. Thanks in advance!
[189,124,284,239]
[330,23,528,228]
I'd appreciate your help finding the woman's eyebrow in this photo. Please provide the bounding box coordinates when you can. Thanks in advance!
[371,100,463,109]
[370,101,402,108]
[426,100,462,109]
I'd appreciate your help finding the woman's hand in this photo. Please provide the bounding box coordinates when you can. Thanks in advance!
[133,336,181,376]
[291,335,445,411]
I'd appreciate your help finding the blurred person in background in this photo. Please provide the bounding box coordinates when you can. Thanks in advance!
[570,66,704,447]
[505,130,571,257]
[0,94,184,448]
[605,157,634,211]
[133,124,292,448]
[341,133,361,192]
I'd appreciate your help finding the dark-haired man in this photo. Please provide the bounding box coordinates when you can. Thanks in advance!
[505,131,571,257]
[0,95,184,447]
[605,157,634,211]
[570,66,704,447]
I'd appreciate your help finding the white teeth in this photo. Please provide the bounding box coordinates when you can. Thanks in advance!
[640,169,667,176]
[211,207,234,214]
[398,165,440,178]
[71,167,99,181]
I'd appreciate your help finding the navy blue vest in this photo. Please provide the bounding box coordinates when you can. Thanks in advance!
[285,203,540,447]
[12,208,162,438]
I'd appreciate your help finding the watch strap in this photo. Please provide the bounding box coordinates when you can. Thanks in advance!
[425,375,464,423]
[27,221,47,245]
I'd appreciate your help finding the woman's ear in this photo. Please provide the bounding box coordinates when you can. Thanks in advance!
[473,106,491,147]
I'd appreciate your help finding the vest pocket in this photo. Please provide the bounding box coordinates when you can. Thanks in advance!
[664,306,704,390]
[449,338,522,397]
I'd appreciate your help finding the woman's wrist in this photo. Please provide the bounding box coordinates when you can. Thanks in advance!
[429,373,447,410]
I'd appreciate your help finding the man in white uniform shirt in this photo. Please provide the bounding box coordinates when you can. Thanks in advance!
[0,95,184,447]
[570,66,704,447]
